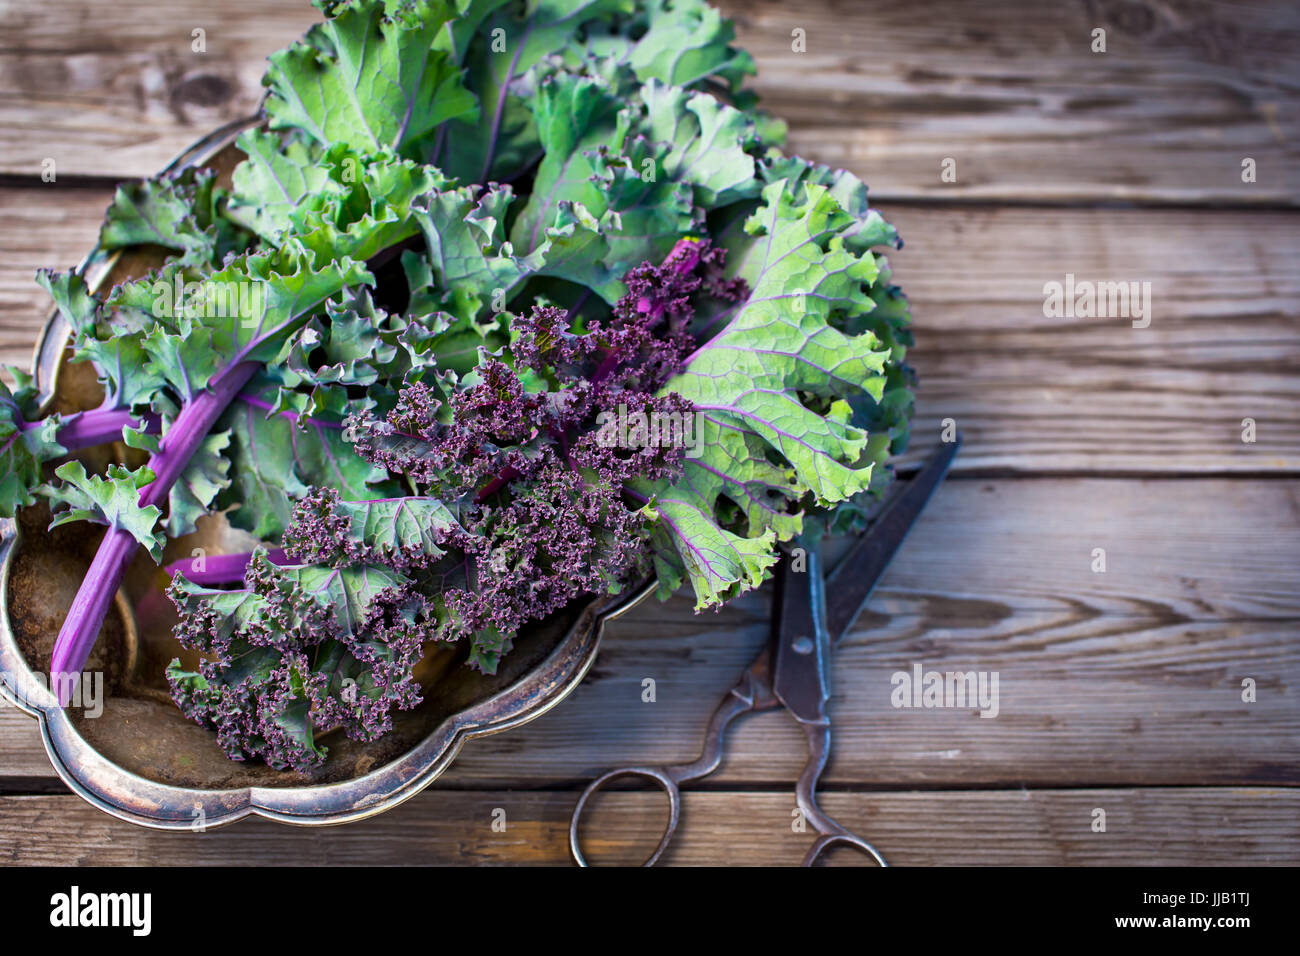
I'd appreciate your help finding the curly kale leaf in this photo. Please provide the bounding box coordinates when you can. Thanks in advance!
[508,65,697,298]
[640,79,761,209]
[40,461,166,559]
[167,550,423,771]
[263,0,478,158]
[637,179,895,607]
[584,0,756,91]
[35,270,99,337]
[217,387,396,540]
[507,59,766,300]
[437,0,755,184]
[99,167,250,267]
[0,374,65,518]
[225,130,333,241]
[436,0,628,183]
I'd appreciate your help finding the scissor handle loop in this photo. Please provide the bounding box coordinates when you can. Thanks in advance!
[570,766,681,867]
[802,831,888,868]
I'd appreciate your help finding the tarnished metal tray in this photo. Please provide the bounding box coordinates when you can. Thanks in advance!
[0,117,654,831]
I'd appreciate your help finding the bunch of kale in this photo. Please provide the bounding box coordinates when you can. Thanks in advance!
[168,243,739,767]
[6,0,914,770]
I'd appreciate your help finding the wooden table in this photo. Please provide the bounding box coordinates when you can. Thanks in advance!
[1,0,1296,865]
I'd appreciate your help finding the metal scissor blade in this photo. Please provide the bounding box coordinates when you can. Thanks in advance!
[824,436,961,643]
[771,542,833,725]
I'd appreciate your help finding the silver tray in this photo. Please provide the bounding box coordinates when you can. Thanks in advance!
[0,117,654,831]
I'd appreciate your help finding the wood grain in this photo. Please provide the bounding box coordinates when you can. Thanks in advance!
[0,0,1295,204]
[727,0,1300,205]
[0,188,107,370]
[1,0,1295,867]
[892,202,1300,474]
[0,788,1294,865]
[0,710,53,781]
[4,190,1297,472]
[4,479,1296,788]
[0,0,310,181]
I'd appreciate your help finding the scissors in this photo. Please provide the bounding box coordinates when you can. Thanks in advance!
[570,437,960,866]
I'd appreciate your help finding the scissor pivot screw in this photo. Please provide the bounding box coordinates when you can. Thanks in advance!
[791,636,814,655]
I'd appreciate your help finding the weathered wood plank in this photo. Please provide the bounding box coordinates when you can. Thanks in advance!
[0,188,107,369]
[0,788,1294,865]
[890,202,1300,474]
[1,0,1296,204]
[5,479,1297,787]
[0,0,309,181]
[729,0,1300,205]
[4,191,1296,471]
[0,709,52,780]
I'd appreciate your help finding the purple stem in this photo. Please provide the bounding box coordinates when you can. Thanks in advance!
[50,362,259,701]
[140,365,259,509]
[18,407,161,452]
[49,529,139,697]
[22,389,344,456]
[475,466,519,503]
[165,492,429,585]
[589,348,623,385]
[48,408,161,450]
[477,23,532,184]
[165,548,290,586]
